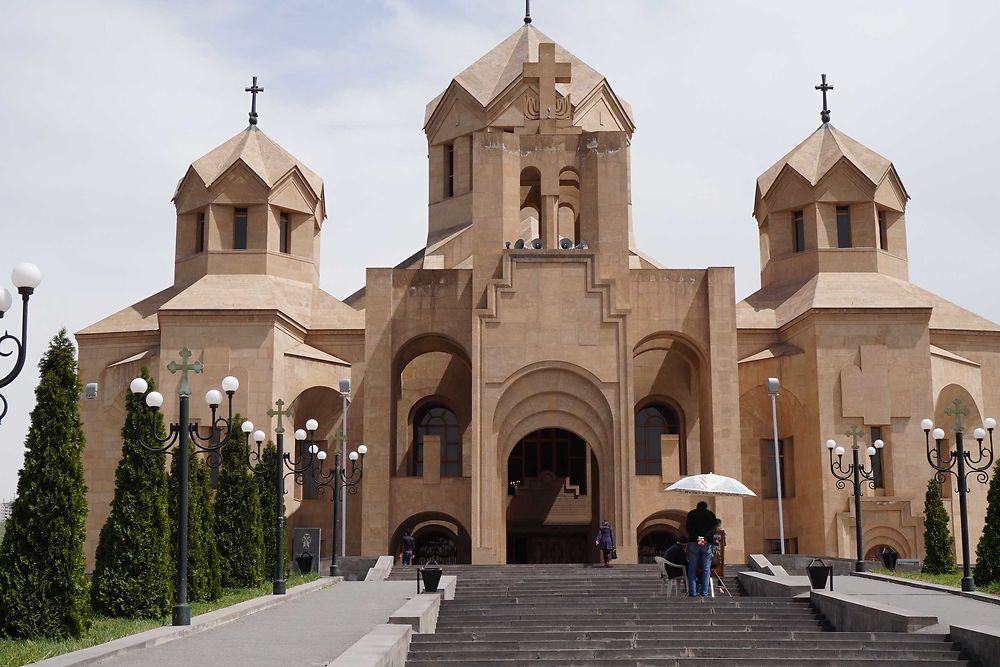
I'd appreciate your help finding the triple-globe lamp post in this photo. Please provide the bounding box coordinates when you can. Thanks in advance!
[313,437,367,576]
[824,425,885,572]
[241,402,343,594]
[0,262,42,425]
[130,348,241,626]
[922,398,996,592]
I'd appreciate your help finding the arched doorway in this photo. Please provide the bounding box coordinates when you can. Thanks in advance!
[505,428,599,564]
[638,529,680,564]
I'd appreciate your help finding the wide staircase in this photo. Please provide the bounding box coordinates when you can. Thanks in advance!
[389,564,975,666]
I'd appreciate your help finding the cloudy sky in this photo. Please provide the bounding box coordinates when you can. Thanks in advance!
[1,0,998,500]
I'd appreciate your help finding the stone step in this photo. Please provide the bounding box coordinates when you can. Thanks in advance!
[434,622,828,632]
[410,639,959,653]
[411,631,950,644]
[405,659,970,666]
[405,648,966,661]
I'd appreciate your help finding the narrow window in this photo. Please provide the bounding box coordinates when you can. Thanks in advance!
[234,207,248,250]
[279,212,291,254]
[871,426,885,489]
[413,405,460,477]
[878,211,889,251]
[836,206,852,248]
[195,212,206,253]
[635,404,681,476]
[446,143,455,198]
[792,210,805,253]
[761,438,794,498]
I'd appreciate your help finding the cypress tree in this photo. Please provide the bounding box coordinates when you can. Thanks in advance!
[0,330,91,638]
[975,466,1000,586]
[215,415,265,588]
[91,367,171,618]
[168,442,222,602]
[254,440,287,579]
[922,478,956,574]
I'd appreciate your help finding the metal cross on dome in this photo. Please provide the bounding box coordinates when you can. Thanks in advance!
[166,347,204,397]
[245,75,264,126]
[816,73,833,123]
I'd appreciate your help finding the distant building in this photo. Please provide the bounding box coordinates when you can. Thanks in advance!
[0,500,13,522]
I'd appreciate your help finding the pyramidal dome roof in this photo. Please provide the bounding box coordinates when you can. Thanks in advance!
[757,123,905,198]
[425,24,632,125]
[175,125,323,200]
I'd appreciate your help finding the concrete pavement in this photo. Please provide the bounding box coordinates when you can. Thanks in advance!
[93,580,415,667]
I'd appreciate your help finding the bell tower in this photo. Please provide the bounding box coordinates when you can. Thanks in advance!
[753,75,910,290]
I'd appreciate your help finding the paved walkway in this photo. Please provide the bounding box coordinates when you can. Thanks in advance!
[794,574,1000,633]
[95,580,415,667]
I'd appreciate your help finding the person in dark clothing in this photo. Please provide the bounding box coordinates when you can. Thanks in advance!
[663,540,687,580]
[685,501,717,597]
[401,530,415,566]
[595,520,615,567]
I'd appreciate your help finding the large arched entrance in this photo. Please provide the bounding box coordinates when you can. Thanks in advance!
[505,428,600,564]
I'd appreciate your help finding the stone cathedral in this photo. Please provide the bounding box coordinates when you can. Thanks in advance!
[77,21,1000,568]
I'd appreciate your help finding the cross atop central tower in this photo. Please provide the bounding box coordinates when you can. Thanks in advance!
[523,43,572,133]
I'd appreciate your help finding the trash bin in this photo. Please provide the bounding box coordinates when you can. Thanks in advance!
[806,558,832,590]
[419,560,442,593]
[878,547,899,571]
[295,551,314,574]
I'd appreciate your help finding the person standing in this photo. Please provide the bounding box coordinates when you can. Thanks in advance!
[595,520,615,567]
[401,530,415,566]
[685,501,717,597]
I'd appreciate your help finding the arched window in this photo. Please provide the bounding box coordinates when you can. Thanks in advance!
[635,404,680,476]
[413,404,460,477]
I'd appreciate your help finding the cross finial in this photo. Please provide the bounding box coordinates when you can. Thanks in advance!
[815,73,833,123]
[845,424,865,450]
[522,42,572,133]
[166,347,204,397]
[245,75,264,126]
[267,398,293,435]
[946,398,970,433]
[524,0,532,24]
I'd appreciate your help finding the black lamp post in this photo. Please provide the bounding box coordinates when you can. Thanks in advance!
[240,403,319,594]
[824,424,885,573]
[314,440,367,576]
[923,398,996,592]
[0,262,42,425]
[130,348,240,626]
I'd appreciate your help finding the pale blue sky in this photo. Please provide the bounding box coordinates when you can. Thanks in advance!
[1,0,999,499]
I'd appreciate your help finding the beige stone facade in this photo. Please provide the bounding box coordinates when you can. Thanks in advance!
[77,24,999,569]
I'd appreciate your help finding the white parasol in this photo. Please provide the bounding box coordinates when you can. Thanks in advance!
[664,473,757,497]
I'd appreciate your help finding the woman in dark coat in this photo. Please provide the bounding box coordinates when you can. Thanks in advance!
[595,520,615,567]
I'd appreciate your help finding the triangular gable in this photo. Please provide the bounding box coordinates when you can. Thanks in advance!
[760,163,815,213]
[270,168,320,216]
[813,156,878,202]
[874,167,908,211]
[425,80,485,136]
[426,90,488,145]
[208,159,270,203]
[573,80,635,134]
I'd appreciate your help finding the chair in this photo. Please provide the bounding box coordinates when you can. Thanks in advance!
[654,556,688,596]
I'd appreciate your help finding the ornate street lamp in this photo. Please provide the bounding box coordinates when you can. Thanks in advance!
[313,439,367,576]
[923,398,996,591]
[0,262,42,425]
[824,424,885,572]
[130,348,240,626]
[240,402,319,594]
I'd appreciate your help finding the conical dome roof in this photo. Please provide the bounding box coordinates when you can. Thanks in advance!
[174,125,323,201]
[756,124,906,199]
[425,24,633,125]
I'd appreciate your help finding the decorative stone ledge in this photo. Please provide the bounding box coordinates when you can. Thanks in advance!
[364,555,396,581]
[326,623,412,667]
[810,589,937,633]
[388,593,441,634]
[738,571,811,598]
[950,624,1000,667]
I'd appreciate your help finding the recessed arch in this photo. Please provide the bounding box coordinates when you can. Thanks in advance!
[390,511,471,564]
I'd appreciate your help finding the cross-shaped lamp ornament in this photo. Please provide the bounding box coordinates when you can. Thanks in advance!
[130,349,240,625]
[824,423,885,572]
[922,398,997,591]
